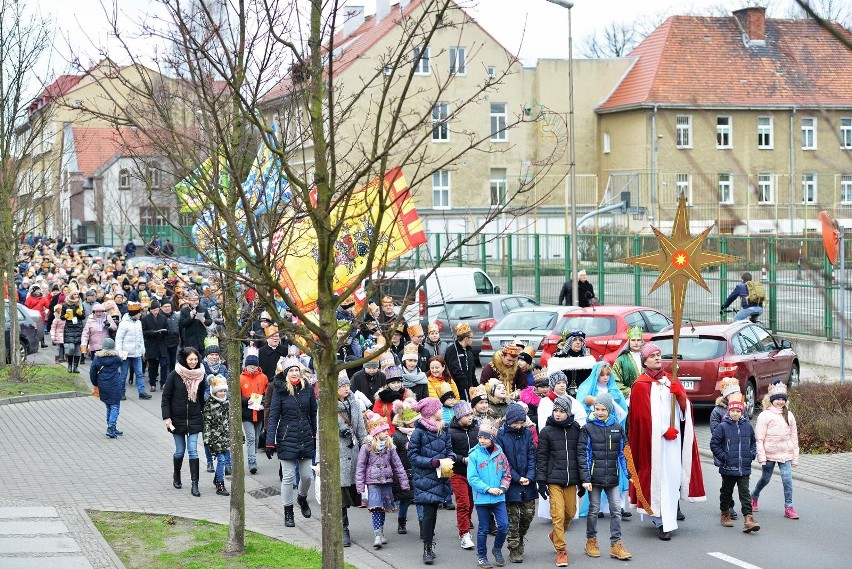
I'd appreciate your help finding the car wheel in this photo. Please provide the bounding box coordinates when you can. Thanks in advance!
[744,379,757,419]
[788,362,800,388]
[19,340,29,363]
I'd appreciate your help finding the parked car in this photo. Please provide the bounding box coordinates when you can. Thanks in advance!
[539,305,673,367]
[431,294,539,359]
[479,305,580,367]
[68,243,116,257]
[21,305,45,348]
[4,301,40,363]
[650,321,799,418]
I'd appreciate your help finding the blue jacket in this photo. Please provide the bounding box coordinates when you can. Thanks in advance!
[89,350,123,405]
[578,415,628,488]
[722,282,760,310]
[408,422,455,504]
[467,443,512,505]
[495,425,537,502]
[710,415,756,477]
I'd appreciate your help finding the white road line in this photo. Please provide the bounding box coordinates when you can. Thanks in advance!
[707,552,763,569]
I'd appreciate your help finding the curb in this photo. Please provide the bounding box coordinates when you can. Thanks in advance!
[697,448,852,495]
[0,390,91,405]
[78,506,127,569]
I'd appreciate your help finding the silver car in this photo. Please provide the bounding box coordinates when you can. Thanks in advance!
[479,304,580,367]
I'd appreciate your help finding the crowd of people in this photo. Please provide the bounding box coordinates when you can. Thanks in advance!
[13,238,802,567]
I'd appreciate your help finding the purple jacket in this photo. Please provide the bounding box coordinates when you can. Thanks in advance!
[355,441,410,493]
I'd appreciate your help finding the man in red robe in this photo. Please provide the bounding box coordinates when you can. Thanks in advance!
[627,343,705,539]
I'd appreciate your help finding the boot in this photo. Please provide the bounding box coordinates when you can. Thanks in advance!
[584,537,600,558]
[729,507,738,520]
[173,457,183,489]
[297,494,312,518]
[342,509,351,547]
[423,541,435,565]
[105,425,118,439]
[215,480,230,496]
[609,540,632,560]
[113,427,123,436]
[72,357,80,373]
[721,510,734,527]
[189,458,201,497]
[743,514,760,533]
[67,356,74,373]
[397,518,407,534]
[284,505,295,527]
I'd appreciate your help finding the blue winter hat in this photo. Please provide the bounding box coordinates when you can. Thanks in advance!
[505,402,527,426]
[244,355,260,367]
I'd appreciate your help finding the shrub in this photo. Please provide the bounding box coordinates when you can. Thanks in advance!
[789,382,852,454]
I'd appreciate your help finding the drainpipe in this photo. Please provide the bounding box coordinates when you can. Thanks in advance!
[650,105,658,223]
[789,106,796,235]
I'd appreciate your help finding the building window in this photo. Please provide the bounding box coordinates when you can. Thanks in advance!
[432,169,450,209]
[716,116,732,148]
[603,132,611,154]
[449,47,466,75]
[757,116,773,149]
[413,46,430,74]
[490,103,507,142]
[119,168,130,189]
[718,173,733,204]
[486,66,496,78]
[841,175,852,203]
[676,173,691,202]
[675,115,692,148]
[802,173,816,203]
[490,168,507,206]
[139,206,168,226]
[801,117,816,150]
[432,102,449,142]
[841,118,852,149]
[148,161,161,189]
[758,173,773,203]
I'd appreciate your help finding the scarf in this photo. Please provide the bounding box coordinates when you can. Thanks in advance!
[175,362,205,402]
[378,387,405,403]
[417,416,444,433]
[402,369,427,389]
[206,360,222,375]
[644,367,666,381]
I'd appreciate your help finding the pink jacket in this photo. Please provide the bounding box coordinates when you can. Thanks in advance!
[81,315,116,351]
[755,405,799,466]
[50,317,65,345]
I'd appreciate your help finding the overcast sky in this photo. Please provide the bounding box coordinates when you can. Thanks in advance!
[39,0,807,68]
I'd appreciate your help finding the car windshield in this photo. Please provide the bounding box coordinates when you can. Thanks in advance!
[445,302,492,320]
[654,337,728,360]
[494,311,557,331]
[554,315,616,337]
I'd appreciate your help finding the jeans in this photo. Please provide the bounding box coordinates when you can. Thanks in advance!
[475,502,508,558]
[104,403,120,428]
[735,305,763,321]
[243,421,260,465]
[721,475,752,516]
[450,473,474,536]
[120,357,145,394]
[586,485,622,544]
[214,451,229,481]
[280,458,313,506]
[752,460,793,507]
[204,444,232,467]
[172,432,200,460]
[147,357,170,387]
[397,498,412,521]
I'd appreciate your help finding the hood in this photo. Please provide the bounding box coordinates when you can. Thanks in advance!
[95,349,119,357]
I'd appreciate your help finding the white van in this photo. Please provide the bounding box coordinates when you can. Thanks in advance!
[365,267,500,325]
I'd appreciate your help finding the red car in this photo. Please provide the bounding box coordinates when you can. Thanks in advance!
[539,305,673,367]
[650,321,799,418]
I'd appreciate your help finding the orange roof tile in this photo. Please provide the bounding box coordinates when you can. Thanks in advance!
[597,15,852,112]
[71,127,151,178]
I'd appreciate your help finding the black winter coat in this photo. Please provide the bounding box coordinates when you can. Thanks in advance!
[444,341,476,400]
[536,416,582,487]
[392,429,414,502]
[258,342,289,384]
[178,305,212,352]
[496,425,537,502]
[61,303,85,345]
[89,350,123,406]
[578,417,627,488]
[161,370,207,435]
[350,369,387,402]
[141,312,169,359]
[162,311,181,348]
[448,416,479,475]
[710,415,757,477]
[408,421,455,504]
[265,377,317,461]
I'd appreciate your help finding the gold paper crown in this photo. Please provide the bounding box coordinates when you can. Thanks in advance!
[469,384,487,402]
[403,343,419,356]
[502,343,522,356]
[408,323,423,336]
[454,322,472,337]
[522,345,536,358]
[366,412,389,434]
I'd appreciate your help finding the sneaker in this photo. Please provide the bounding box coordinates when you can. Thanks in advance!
[610,540,632,561]
[750,496,759,512]
[445,502,456,510]
[784,506,799,519]
[373,534,383,549]
[460,532,475,550]
[491,547,504,567]
[584,537,600,558]
[743,514,760,533]
[249,464,258,474]
[139,392,152,400]
[477,557,493,569]
[729,508,738,520]
[555,550,569,567]
[206,461,214,473]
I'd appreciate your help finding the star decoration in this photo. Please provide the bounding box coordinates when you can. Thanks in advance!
[618,193,740,379]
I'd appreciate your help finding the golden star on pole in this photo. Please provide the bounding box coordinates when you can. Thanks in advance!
[618,194,740,379]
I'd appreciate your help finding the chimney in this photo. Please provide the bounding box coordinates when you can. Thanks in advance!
[376,0,391,23]
[343,5,365,38]
[733,6,766,44]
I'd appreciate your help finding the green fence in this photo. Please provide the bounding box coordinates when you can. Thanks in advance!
[93,225,196,259]
[409,233,851,341]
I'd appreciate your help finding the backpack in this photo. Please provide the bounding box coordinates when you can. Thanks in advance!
[745,280,766,304]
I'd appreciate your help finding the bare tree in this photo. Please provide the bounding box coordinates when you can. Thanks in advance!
[581,21,639,58]
[788,0,852,27]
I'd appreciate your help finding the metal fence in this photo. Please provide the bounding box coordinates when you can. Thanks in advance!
[407,232,851,341]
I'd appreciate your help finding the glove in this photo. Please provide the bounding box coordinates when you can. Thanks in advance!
[537,482,549,500]
[430,457,441,468]
[577,484,586,498]
[265,446,276,460]
[669,381,686,398]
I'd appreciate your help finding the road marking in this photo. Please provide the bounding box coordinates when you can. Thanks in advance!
[707,552,763,569]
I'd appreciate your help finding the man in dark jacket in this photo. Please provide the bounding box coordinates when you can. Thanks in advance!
[350,360,387,403]
[444,322,476,402]
[160,300,180,373]
[258,328,290,383]
[179,290,211,352]
[496,403,537,563]
[721,271,764,322]
[558,270,596,307]
[142,300,170,391]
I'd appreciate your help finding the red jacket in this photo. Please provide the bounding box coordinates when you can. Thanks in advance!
[240,369,269,423]
[25,294,50,324]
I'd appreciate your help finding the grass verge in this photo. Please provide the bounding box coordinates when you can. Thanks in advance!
[0,364,85,398]
[89,511,350,569]
[790,382,852,454]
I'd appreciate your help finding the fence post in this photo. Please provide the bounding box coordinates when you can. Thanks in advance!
[456,233,464,267]
[633,235,642,306]
[564,234,571,283]
[596,233,605,304]
[719,237,729,307]
[534,234,541,302]
[414,244,421,267]
[768,237,778,334]
[507,234,513,294]
[480,236,487,273]
[434,233,441,267]
[825,253,833,340]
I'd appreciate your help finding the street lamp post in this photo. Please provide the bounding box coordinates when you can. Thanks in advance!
[547,0,579,307]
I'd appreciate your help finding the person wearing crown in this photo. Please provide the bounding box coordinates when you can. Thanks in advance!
[406,323,431,373]
[444,322,476,402]
[480,342,526,397]
[612,326,644,399]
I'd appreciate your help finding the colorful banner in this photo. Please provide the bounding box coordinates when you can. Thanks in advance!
[273,167,426,313]
[242,123,291,215]
[174,153,231,214]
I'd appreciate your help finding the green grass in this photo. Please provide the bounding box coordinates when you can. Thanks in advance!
[89,511,352,569]
[0,364,84,397]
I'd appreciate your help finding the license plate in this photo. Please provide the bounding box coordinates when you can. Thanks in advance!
[500,339,514,346]
[681,380,694,390]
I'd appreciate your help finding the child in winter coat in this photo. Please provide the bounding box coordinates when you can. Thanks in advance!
[495,403,537,563]
[203,375,231,496]
[355,412,410,549]
[50,305,65,365]
[401,349,429,401]
[438,383,457,426]
[89,338,124,438]
[485,378,509,422]
[391,398,419,536]
[536,395,582,567]
[751,380,800,519]
[239,355,268,475]
[578,393,632,561]
[710,393,760,533]
[470,385,490,421]
[711,377,743,520]
[467,419,511,569]
[448,400,479,550]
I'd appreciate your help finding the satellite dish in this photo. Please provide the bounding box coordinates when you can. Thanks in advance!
[819,210,840,265]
